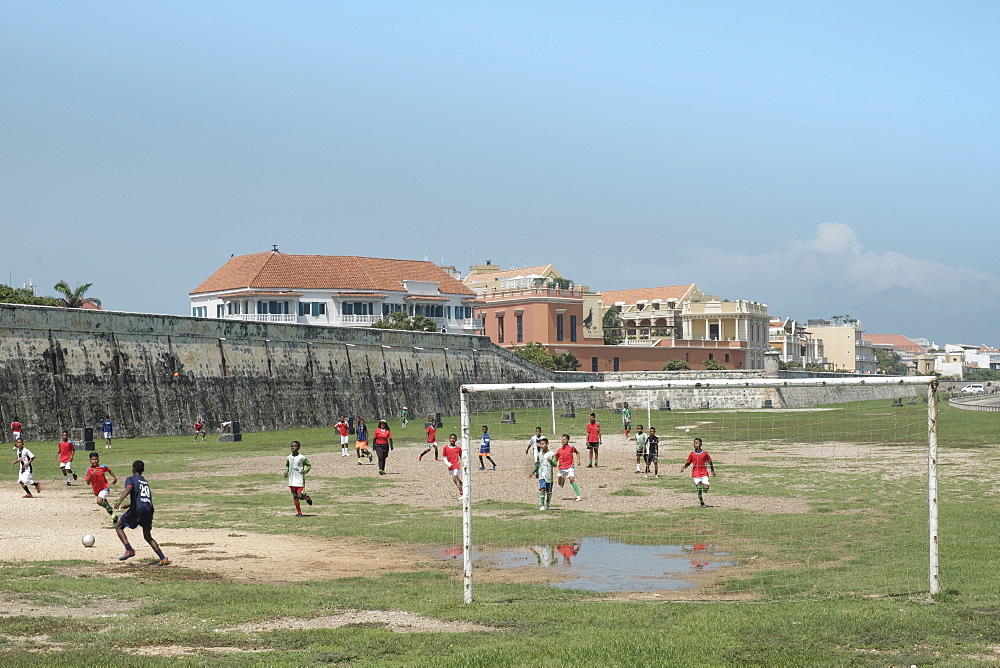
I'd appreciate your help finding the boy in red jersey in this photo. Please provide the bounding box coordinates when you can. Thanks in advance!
[193,420,206,442]
[555,434,582,502]
[420,421,440,461]
[85,452,119,523]
[10,418,23,441]
[335,417,351,456]
[57,431,78,485]
[441,433,463,499]
[681,437,716,507]
[584,413,602,468]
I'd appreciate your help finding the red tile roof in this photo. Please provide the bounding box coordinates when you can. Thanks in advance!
[191,252,475,296]
[863,334,927,353]
[404,295,450,301]
[337,292,389,298]
[600,285,695,305]
[222,290,303,298]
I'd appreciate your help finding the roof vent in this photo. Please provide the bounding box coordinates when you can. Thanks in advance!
[271,245,279,253]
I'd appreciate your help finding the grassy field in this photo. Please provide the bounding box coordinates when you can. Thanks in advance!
[2,398,1000,665]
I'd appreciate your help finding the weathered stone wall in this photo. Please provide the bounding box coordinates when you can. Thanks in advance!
[0,305,930,442]
[0,304,590,441]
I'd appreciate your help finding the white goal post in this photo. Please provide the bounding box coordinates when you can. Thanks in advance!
[458,376,939,604]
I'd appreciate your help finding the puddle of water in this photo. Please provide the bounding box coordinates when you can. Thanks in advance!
[486,537,733,592]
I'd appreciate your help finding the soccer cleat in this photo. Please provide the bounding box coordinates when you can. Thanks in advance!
[22,493,33,498]
[305,495,313,506]
[457,495,465,500]
[700,502,707,508]
[478,466,485,471]
[492,465,497,470]
[379,470,386,475]
[540,504,546,511]
[66,481,72,486]
[158,557,171,566]
[435,458,441,461]
[35,483,41,492]
[295,513,304,517]
[586,463,592,468]
[72,472,78,480]
[419,454,424,461]
[119,550,136,561]
[575,496,582,502]
[357,460,363,465]
[111,514,119,524]
[368,454,373,462]
[645,474,649,478]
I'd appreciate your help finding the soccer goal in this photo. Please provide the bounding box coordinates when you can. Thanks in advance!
[456,376,938,604]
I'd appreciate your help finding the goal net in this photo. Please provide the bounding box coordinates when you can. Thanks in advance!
[453,376,938,604]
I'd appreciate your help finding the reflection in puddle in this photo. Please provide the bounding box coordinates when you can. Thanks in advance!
[486,538,733,592]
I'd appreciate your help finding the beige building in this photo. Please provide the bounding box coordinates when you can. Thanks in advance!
[682,300,772,369]
[804,320,877,373]
[769,317,826,367]
[600,285,710,343]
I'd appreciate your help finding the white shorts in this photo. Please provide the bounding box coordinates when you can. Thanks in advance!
[558,467,575,479]
[340,435,349,445]
[104,431,112,439]
[60,461,73,470]
[12,431,21,440]
[692,476,711,487]
[448,468,459,477]
[18,468,34,485]
[96,487,110,499]
[426,441,437,448]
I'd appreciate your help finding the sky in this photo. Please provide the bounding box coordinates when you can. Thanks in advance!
[2,1,997,346]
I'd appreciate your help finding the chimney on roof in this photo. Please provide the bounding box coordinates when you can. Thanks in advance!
[271,245,279,253]
[485,259,491,265]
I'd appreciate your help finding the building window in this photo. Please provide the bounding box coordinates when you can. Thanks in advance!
[516,314,523,343]
[570,315,577,342]
[592,357,599,372]
[216,305,224,318]
[709,353,714,360]
[725,353,730,363]
[497,316,504,343]
[557,314,564,342]
[613,357,620,371]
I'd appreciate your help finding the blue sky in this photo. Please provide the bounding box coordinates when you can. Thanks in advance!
[2,2,997,345]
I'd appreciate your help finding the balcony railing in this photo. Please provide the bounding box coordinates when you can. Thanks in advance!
[224,313,297,323]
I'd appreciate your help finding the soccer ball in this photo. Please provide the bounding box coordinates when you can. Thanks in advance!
[82,534,95,548]
[685,428,690,433]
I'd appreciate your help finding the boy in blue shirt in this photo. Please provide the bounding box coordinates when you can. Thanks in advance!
[478,425,497,471]
[101,416,113,448]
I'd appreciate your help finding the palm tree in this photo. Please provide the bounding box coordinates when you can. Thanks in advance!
[53,281,102,309]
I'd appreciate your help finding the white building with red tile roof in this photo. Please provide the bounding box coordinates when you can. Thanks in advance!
[189,249,482,332]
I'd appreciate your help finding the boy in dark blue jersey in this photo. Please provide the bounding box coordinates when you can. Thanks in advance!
[113,460,170,565]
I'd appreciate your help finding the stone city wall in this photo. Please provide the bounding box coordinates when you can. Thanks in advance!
[0,304,589,441]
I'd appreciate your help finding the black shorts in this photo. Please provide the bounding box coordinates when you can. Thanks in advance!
[122,509,153,531]
[587,442,600,450]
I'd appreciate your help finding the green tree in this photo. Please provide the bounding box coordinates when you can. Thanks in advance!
[603,308,623,345]
[662,359,691,371]
[704,359,727,370]
[0,284,61,307]
[371,311,438,331]
[873,348,908,375]
[965,368,1000,382]
[552,351,581,371]
[513,342,555,369]
[53,281,102,309]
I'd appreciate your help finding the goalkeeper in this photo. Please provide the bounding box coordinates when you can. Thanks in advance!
[680,437,715,508]
[284,441,313,516]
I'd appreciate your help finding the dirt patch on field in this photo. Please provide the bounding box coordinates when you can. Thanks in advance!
[228,609,499,634]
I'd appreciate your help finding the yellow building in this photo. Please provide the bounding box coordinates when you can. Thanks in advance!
[804,320,877,373]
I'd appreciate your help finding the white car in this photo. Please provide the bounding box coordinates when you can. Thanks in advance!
[960,384,986,395]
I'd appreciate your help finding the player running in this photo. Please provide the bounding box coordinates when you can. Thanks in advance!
[478,425,497,471]
[585,413,601,468]
[681,437,716,507]
[533,438,558,510]
[419,421,440,461]
[355,417,372,464]
[634,424,648,474]
[335,417,351,457]
[525,427,544,478]
[57,431,78,485]
[84,452,119,523]
[644,427,660,478]
[193,419,206,442]
[113,460,170,565]
[284,440,313,516]
[442,433,463,499]
[10,418,23,442]
[11,439,41,497]
[400,406,409,429]
[622,402,632,439]
[555,434,582,502]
